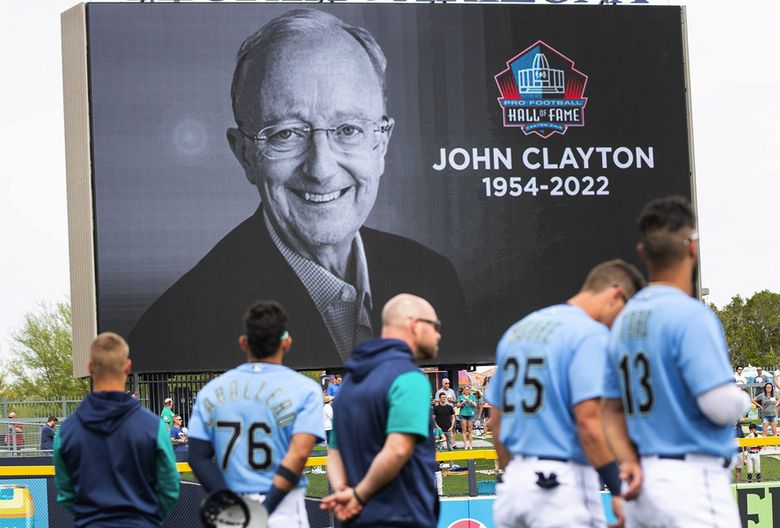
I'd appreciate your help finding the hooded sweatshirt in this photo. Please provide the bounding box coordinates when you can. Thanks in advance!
[53,391,180,527]
[332,338,437,527]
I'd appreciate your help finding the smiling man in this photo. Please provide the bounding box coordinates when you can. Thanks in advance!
[129,9,467,371]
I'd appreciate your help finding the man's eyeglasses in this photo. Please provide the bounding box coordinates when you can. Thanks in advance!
[239,117,393,160]
[410,317,442,332]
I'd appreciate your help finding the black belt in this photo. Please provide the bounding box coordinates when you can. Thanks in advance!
[657,454,730,469]
[537,456,570,463]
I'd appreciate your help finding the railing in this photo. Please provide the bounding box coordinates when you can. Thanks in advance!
[0,399,82,420]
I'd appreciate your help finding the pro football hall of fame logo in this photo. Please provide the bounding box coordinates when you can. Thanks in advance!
[494,41,588,138]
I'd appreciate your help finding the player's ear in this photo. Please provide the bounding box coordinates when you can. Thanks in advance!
[636,242,646,261]
[238,335,251,353]
[88,361,94,376]
[124,359,132,375]
[282,335,293,355]
[688,238,698,259]
[227,128,259,186]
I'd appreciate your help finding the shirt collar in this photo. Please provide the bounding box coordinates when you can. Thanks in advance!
[263,213,372,311]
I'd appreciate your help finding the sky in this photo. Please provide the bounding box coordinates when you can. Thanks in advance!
[0,0,778,361]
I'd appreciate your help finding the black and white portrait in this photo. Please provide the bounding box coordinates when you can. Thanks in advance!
[85,4,692,372]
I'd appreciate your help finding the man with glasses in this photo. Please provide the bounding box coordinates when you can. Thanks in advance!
[129,9,467,369]
[602,196,750,527]
[435,378,457,407]
[322,294,441,526]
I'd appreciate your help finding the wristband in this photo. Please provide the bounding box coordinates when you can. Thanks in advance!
[275,464,300,487]
[352,487,367,506]
[262,485,288,515]
[596,461,622,496]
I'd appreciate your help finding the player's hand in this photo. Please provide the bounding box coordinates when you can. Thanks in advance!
[609,496,625,528]
[620,460,643,500]
[320,487,362,521]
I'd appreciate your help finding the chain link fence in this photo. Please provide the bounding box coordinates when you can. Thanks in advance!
[734,434,780,484]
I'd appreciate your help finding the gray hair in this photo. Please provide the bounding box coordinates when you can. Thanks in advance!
[230,9,388,127]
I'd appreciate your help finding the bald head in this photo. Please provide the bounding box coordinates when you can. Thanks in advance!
[381,294,441,360]
[382,294,436,329]
[231,9,388,129]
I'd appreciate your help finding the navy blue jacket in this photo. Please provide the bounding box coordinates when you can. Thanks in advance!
[53,392,180,527]
[333,339,437,527]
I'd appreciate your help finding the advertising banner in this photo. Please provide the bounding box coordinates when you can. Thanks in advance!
[76,4,692,372]
[0,479,48,528]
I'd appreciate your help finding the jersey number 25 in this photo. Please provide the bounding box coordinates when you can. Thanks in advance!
[502,356,546,415]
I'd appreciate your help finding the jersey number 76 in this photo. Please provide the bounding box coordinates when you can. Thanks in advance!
[216,421,274,470]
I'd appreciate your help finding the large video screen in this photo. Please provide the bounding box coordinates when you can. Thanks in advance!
[83,3,691,372]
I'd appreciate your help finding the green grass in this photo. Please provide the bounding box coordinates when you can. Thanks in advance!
[733,455,780,483]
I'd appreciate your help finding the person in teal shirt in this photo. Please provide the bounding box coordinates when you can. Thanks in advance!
[433,426,447,452]
[160,398,174,431]
[457,386,478,449]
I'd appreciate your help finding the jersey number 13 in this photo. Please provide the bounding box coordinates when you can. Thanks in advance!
[619,352,655,415]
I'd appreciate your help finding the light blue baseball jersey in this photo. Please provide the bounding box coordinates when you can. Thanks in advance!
[188,362,324,493]
[485,304,609,464]
[603,285,735,458]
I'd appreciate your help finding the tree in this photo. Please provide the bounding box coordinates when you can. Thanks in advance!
[712,290,780,368]
[8,301,89,400]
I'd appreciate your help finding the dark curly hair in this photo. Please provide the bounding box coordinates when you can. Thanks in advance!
[243,300,288,359]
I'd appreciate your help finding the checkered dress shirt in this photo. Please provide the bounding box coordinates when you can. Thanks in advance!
[265,214,374,361]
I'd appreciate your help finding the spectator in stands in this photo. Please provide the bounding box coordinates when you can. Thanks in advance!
[733,420,746,481]
[40,416,58,451]
[327,374,343,399]
[746,423,762,482]
[482,400,492,435]
[755,367,770,386]
[734,367,746,384]
[161,397,174,431]
[433,424,446,497]
[473,389,484,434]
[54,332,179,525]
[753,383,778,437]
[435,378,457,406]
[433,392,455,450]
[457,385,477,449]
[5,412,24,452]
[170,415,188,453]
[324,394,335,447]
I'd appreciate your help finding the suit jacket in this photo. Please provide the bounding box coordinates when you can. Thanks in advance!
[128,208,469,372]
